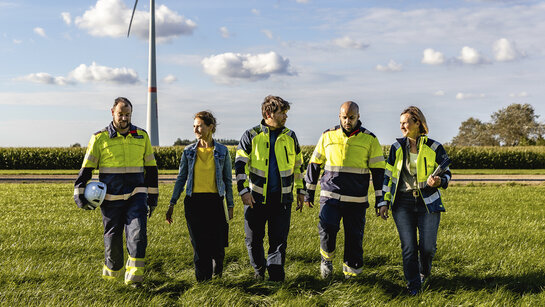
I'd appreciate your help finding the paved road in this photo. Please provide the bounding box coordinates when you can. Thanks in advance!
[1,174,545,184]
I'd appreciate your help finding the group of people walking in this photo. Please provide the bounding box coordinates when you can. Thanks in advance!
[74,95,451,295]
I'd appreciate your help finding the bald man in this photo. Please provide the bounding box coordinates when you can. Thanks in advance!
[304,101,385,279]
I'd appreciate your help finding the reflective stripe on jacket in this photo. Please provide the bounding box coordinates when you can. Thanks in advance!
[304,122,385,207]
[381,136,451,213]
[235,121,305,204]
[74,122,158,207]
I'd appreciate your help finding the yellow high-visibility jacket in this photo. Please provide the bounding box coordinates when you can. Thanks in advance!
[74,122,158,207]
[235,121,304,204]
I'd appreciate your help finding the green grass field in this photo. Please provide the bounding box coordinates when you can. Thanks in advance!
[1,183,545,306]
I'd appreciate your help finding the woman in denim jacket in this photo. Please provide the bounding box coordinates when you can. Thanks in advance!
[166,111,234,281]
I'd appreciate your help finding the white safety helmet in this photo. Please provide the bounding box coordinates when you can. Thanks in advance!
[84,181,107,209]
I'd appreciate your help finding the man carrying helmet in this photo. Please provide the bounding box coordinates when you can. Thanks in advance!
[73,97,159,287]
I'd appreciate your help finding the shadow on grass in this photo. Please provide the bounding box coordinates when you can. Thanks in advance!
[429,271,545,294]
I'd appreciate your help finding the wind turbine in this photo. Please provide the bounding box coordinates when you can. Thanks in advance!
[128,0,159,146]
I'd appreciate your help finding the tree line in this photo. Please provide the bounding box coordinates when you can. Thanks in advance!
[451,103,545,146]
[173,138,239,146]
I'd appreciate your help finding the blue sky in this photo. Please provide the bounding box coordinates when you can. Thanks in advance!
[1,0,543,146]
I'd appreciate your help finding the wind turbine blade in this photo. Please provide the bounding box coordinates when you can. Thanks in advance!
[127,0,139,37]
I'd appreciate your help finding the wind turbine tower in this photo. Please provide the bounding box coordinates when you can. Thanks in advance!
[128,0,159,146]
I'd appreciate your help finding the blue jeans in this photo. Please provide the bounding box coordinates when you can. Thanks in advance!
[392,192,440,291]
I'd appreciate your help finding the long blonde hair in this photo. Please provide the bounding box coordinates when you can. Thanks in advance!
[401,106,428,135]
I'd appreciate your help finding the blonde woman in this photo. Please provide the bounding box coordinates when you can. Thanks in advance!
[378,106,451,295]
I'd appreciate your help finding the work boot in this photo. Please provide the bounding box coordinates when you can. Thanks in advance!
[320,259,333,279]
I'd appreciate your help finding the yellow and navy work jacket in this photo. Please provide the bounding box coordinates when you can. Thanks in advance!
[74,122,159,207]
[235,121,305,204]
[381,136,451,213]
[304,122,385,208]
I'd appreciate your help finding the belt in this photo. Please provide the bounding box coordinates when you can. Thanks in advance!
[401,190,420,198]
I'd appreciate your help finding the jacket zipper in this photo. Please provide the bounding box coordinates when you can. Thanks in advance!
[284,146,289,164]
[424,157,427,176]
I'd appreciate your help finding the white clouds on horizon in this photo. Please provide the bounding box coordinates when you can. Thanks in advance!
[376,59,403,72]
[61,12,71,25]
[163,74,177,84]
[33,27,46,38]
[262,29,274,40]
[458,46,487,64]
[456,92,486,100]
[422,48,445,65]
[332,36,369,50]
[509,91,528,98]
[201,51,296,83]
[493,38,523,61]
[220,26,231,38]
[74,0,196,43]
[15,62,139,86]
[434,90,445,96]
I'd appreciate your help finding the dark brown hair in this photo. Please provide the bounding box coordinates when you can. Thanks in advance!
[261,95,291,119]
[113,97,133,110]
[194,110,217,134]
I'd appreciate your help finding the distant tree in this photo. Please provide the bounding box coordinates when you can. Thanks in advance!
[70,143,82,148]
[451,103,545,146]
[173,138,192,146]
[451,118,499,146]
[491,103,544,146]
[215,139,239,145]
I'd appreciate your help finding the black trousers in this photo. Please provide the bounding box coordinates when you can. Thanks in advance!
[184,193,228,281]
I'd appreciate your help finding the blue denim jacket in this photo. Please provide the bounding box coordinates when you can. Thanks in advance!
[169,141,234,208]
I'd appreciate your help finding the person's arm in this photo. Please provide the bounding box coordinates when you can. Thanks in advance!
[143,132,158,217]
[166,150,189,224]
[428,143,452,189]
[368,135,386,215]
[73,134,100,209]
[378,143,398,218]
[223,146,234,219]
[304,133,325,208]
[235,130,255,207]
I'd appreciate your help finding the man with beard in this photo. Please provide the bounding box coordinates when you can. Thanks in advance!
[74,97,158,287]
[235,95,306,282]
[304,101,385,279]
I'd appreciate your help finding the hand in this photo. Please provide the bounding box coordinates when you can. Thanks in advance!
[295,194,306,212]
[427,175,441,188]
[241,192,255,208]
[378,206,389,220]
[228,207,234,220]
[166,206,174,224]
[81,203,96,210]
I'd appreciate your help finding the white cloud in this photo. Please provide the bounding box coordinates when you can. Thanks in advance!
[296,0,310,3]
[434,90,445,96]
[69,62,139,84]
[421,48,444,65]
[262,29,274,40]
[15,73,71,86]
[493,38,523,62]
[375,59,403,72]
[332,36,369,50]
[74,0,196,43]
[12,39,22,44]
[15,62,139,86]
[456,92,486,100]
[458,46,486,64]
[251,8,260,16]
[220,26,230,38]
[33,27,46,38]
[163,74,177,84]
[201,51,296,83]
[61,12,72,25]
[509,91,528,97]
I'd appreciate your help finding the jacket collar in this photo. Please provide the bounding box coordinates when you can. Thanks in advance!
[107,122,137,138]
[341,120,362,137]
[260,119,286,135]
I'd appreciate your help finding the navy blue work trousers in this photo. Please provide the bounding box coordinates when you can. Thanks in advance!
[244,193,291,281]
[318,201,366,271]
[100,193,148,271]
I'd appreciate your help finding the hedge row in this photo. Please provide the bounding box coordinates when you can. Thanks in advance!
[1,146,545,170]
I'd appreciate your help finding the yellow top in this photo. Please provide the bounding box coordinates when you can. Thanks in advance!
[193,146,218,193]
